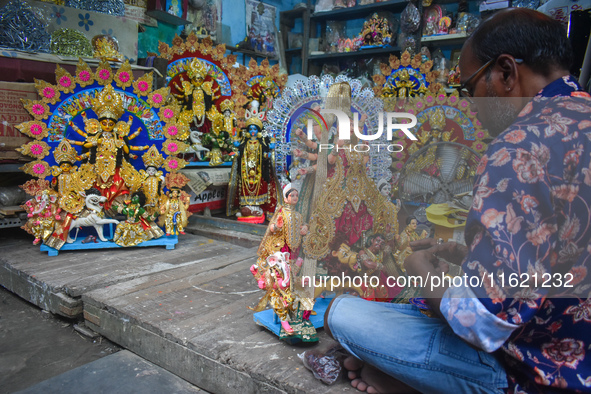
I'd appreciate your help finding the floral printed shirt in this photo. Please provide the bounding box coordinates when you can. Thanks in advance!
[440,76,591,393]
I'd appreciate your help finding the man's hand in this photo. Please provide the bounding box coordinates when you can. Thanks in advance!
[410,240,468,266]
[404,242,468,317]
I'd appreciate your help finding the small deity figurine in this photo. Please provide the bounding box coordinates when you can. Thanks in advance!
[247,76,277,117]
[424,15,438,36]
[258,184,309,265]
[226,108,280,220]
[395,215,429,271]
[251,184,317,342]
[448,63,461,86]
[112,191,164,247]
[218,99,237,137]
[159,173,192,236]
[139,146,166,216]
[250,251,295,334]
[356,234,390,300]
[395,69,418,98]
[20,180,62,245]
[360,13,392,46]
[438,16,451,34]
[420,46,431,63]
[92,35,124,62]
[51,139,85,213]
[410,106,455,156]
[205,99,235,166]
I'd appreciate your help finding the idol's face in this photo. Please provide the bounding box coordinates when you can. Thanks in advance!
[131,195,140,205]
[146,166,157,176]
[371,236,385,251]
[285,190,299,205]
[247,125,259,137]
[60,162,72,172]
[409,219,418,230]
[379,184,391,197]
[100,118,116,132]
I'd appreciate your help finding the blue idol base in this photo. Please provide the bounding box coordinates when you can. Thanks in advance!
[40,234,179,256]
[253,297,333,341]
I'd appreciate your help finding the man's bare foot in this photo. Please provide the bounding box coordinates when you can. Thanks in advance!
[343,356,419,394]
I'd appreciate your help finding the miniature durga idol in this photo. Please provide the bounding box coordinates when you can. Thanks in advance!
[250,184,317,343]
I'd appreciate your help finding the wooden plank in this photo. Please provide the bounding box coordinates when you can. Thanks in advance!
[83,261,352,394]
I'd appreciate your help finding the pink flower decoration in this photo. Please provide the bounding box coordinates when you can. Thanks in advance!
[32,104,45,115]
[477,132,484,138]
[416,102,423,109]
[168,159,178,169]
[167,126,178,136]
[168,142,178,153]
[138,81,149,92]
[163,109,174,119]
[59,75,73,87]
[475,143,483,150]
[119,72,131,83]
[152,94,163,103]
[395,152,404,159]
[450,97,457,104]
[42,87,55,99]
[79,71,91,82]
[99,70,111,80]
[398,130,405,138]
[461,101,468,108]
[426,97,433,103]
[33,163,45,174]
[395,162,404,169]
[31,144,43,155]
[30,124,43,135]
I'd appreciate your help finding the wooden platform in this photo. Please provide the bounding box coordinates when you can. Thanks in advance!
[0,230,354,394]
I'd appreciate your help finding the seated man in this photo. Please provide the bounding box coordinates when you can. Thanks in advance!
[325,8,591,393]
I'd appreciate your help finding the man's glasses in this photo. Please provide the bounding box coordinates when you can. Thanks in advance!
[459,56,524,101]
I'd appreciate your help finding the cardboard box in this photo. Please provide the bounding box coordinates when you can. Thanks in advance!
[0,82,36,161]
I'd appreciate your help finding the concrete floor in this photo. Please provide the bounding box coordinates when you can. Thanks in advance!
[0,286,120,393]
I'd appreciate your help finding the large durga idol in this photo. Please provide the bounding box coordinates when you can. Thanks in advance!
[158,33,237,166]
[16,59,189,255]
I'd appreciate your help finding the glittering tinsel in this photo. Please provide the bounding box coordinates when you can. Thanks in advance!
[51,28,93,57]
[65,0,125,16]
[0,1,51,53]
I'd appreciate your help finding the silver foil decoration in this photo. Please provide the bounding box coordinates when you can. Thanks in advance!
[0,1,51,53]
[65,0,125,16]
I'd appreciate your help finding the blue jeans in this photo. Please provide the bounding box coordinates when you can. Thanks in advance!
[327,295,508,393]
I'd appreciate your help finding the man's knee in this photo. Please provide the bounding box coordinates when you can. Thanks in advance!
[324,296,339,339]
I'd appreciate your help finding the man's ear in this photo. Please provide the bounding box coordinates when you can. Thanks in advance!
[495,54,519,92]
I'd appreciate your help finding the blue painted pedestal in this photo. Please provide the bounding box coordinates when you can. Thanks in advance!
[40,223,178,256]
[253,297,333,341]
